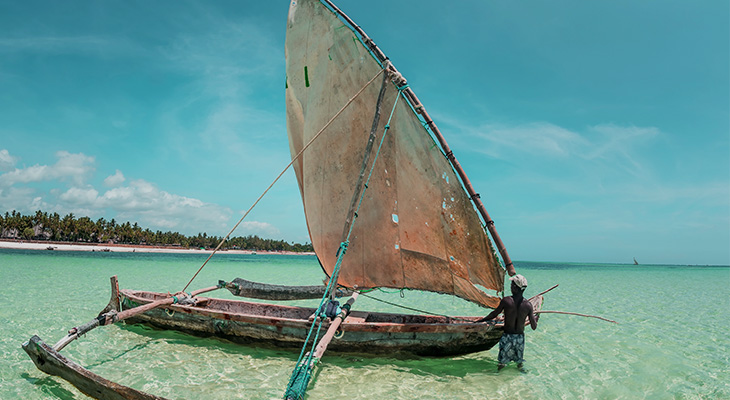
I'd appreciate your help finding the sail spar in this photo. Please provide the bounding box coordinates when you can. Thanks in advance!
[285,0,505,308]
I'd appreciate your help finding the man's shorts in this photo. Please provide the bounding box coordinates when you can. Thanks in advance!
[498,333,525,365]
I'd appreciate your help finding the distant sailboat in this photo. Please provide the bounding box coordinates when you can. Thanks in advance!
[633,257,639,265]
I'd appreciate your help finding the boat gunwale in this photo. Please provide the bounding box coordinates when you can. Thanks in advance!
[120,289,510,334]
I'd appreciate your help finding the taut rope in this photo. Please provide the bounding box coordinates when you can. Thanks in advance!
[181,67,387,292]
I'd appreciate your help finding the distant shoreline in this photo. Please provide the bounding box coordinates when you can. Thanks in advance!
[0,239,314,256]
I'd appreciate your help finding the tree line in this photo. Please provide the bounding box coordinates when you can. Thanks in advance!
[0,210,314,253]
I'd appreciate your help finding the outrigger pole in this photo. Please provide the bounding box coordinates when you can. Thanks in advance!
[23,276,221,400]
[51,277,220,352]
[321,0,516,276]
[284,292,359,400]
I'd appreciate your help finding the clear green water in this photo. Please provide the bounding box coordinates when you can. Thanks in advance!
[1,249,728,399]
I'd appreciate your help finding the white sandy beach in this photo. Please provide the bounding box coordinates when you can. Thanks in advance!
[0,240,311,255]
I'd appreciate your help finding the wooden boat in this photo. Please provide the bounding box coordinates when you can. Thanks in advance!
[24,0,549,398]
[23,290,543,400]
[119,288,543,357]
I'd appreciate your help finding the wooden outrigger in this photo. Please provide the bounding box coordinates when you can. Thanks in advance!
[23,335,166,400]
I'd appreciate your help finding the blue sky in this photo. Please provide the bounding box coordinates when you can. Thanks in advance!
[0,0,727,265]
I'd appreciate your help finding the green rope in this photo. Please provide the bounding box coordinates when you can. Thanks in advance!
[284,360,318,400]
[284,320,324,400]
[374,287,409,295]
[286,306,325,395]
[284,83,406,400]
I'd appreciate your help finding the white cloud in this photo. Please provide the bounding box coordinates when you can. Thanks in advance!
[586,124,658,156]
[54,151,95,185]
[0,151,94,187]
[445,118,730,211]
[59,187,99,206]
[156,18,286,165]
[446,119,671,188]
[162,20,280,97]
[473,122,589,159]
[445,116,660,164]
[53,178,233,234]
[98,179,201,211]
[104,170,125,187]
[582,124,659,177]
[238,220,280,237]
[28,196,46,212]
[0,149,243,235]
[0,187,47,213]
[0,35,144,59]
[0,149,18,171]
[615,180,730,206]
[0,36,108,53]
[112,120,128,129]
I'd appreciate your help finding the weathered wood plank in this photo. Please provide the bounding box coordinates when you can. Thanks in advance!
[121,289,505,357]
[224,277,353,300]
[23,335,167,400]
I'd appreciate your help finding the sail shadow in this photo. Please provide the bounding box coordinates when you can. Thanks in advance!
[320,352,503,379]
[21,372,79,399]
[116,322,303,361]
[83,339,161,369]
[117,322,507,378]
[401,356,506,378]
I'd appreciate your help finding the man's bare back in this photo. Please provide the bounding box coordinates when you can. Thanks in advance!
[476,278,538,333]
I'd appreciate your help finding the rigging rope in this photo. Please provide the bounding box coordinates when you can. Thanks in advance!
[360,291,473,322]
[181,67,386,293]
[285,72,406,400]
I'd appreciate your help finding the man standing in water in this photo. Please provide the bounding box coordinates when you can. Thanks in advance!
[476,274,538,371]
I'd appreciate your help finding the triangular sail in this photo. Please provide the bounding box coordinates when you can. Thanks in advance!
[285,0,505,308]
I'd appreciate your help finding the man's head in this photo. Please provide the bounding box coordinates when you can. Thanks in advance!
[509,274,528,295]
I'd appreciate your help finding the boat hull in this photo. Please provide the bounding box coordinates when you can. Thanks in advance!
[120,289,541,357]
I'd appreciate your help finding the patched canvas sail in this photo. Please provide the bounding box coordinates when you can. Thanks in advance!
[285,0,505,308]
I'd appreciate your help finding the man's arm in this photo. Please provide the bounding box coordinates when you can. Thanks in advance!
[526,302,538,330]
[476,299,505,322]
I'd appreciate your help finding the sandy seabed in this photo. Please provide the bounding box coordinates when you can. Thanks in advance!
[0,239,312,256]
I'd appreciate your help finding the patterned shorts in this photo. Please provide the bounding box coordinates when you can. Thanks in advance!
[498,333,525,365]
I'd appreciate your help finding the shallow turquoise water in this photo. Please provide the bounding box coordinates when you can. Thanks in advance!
[1,249,728,399]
